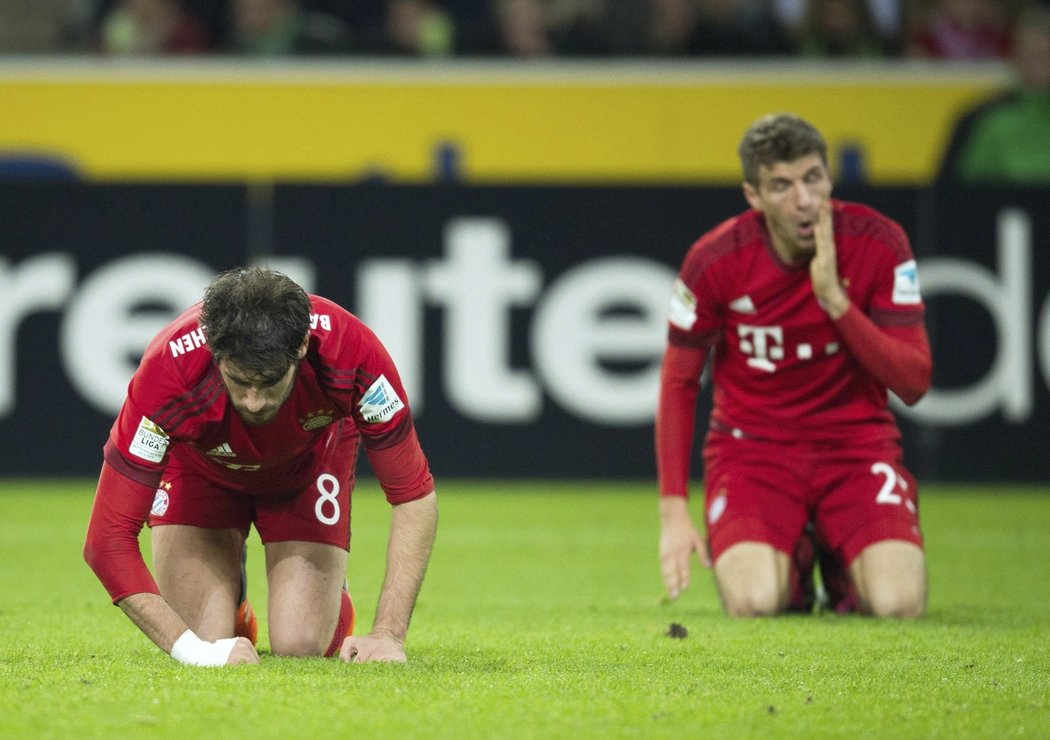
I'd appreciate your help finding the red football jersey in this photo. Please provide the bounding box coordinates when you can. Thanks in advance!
[668,199,925,444]
[105,295,431,504]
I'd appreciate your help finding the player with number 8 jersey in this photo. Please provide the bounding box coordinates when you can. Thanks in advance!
[84,267,437,666]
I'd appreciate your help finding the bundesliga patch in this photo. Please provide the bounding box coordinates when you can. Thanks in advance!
[892,260,922,305]
[129,416,170,463]
[359,375,405,424]
[668,278,698,330]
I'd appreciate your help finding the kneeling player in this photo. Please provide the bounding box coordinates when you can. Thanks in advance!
[656,114,929,617]
[85,267,437,664]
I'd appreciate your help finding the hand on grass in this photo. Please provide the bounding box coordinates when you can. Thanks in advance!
[226,637,260,665]
[340,634,406,663]
[659,497,709,600]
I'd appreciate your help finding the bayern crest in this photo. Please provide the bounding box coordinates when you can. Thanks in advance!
[151,489,170,516]
[301,409,335,431]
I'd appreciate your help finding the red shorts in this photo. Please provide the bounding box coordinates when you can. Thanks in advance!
[146,430,359,550]
[702,431,923,568]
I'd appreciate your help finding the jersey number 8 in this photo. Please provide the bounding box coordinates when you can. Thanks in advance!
[315,473,341,525]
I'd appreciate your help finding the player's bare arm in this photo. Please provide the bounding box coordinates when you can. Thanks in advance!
[341,490,438,663]
[85,466,256,666]
[119,592,259,665]
[117,592,190,653]
[659,496,710,600]
[810,202,850,319]
[655,341,711,600]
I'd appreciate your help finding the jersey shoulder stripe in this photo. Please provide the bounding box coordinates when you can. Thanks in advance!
[680,211,763,286]
[317,364,377,394]
[152,368,225,434]
[835,201,913,262]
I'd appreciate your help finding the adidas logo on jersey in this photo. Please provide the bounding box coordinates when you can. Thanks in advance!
[207,442,236,458]
[729,295,756,314]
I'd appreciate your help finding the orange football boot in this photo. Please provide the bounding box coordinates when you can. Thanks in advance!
[234,598,258,645]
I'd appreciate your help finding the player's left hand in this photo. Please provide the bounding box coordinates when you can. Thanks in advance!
[659,496,710,601]
[809,202,849,319]
[339,633,407,663]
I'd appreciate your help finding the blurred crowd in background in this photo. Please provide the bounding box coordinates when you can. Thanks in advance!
[2,0,1048,183]
[0,0,1045,61]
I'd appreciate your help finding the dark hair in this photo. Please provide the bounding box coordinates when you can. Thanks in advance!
[200,267,311,378]
[738,113,828,187]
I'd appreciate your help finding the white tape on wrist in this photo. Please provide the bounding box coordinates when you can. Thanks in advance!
[170,629,238,667]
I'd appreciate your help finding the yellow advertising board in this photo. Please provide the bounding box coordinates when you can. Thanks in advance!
[0,61,1008,184]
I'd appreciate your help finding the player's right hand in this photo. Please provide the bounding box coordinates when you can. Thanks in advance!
[226,637,261,665]
[809,202,849,318]
[339,634,407,664]
[659,497,709,600]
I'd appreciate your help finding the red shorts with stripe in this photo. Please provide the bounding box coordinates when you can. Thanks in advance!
[146,430,358,550]
[702,430,923,568]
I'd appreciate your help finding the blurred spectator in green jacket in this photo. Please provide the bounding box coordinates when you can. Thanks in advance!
[227,0,353,55]
[938,5,1050,185]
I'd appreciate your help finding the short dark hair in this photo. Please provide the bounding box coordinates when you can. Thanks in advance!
[738,113,828,187]
[200,267,311,378]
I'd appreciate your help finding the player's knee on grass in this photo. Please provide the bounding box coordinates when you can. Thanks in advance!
[722,587,785,617]
[859,577,926,618]
[268,603,338,656]
[715,543,791,617]
[269,631,329,657]
[268,589,354,658]
[850,541,926,618]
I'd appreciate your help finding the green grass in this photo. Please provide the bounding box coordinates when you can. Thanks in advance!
[0,480,1047,738]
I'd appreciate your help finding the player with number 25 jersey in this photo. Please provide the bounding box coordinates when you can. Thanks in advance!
[657,114,932,619]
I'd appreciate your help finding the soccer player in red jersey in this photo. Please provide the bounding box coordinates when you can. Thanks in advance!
[84,267,437,665]
[656,113,931,618]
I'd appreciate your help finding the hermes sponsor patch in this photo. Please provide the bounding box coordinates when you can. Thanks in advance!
[359,375,405,424]
[892,260,922,305]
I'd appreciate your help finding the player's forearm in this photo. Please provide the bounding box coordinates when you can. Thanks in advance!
[371,491,438,642]
[656,344,707,497]
[659,494,693,525]
[118,592,190,654]
[119,593,246,666]
[833,306,932,405]
[84,463,163,603]
[818,285,851,320]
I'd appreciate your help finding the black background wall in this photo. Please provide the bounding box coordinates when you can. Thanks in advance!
[1,183,1047,481]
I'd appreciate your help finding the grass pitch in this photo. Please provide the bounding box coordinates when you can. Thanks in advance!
[0,479,1047,738]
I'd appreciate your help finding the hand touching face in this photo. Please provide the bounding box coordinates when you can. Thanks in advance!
[743,153,833,265]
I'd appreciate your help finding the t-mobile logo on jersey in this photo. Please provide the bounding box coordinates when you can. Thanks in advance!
[738,324,784,373]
